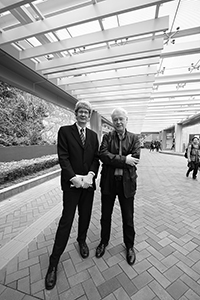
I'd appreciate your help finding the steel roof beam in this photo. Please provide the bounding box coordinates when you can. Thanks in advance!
[19,16,168,60]
[0,0,173,45]
[61,75,155,90]
[47,57,160,79]
[36,39,163,71]
[58,66,157,85]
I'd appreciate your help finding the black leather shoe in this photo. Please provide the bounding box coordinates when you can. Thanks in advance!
[126,247,136,266]
[79,242,89,258]
[45,265,57,290]
[95,243,107,258]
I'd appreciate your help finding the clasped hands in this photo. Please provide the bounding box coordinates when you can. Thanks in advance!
[125,154,139,167]
[70,173,93,189]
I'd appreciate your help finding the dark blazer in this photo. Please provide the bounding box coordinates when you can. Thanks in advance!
[99,130,140,198]
[57,123,99,191]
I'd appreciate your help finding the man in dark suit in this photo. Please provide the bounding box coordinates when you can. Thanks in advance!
[95,107,140,265]
[45,100,99,290]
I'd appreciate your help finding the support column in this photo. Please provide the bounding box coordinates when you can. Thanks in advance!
[90,110,102,142]
[160,130,167,150]
[175,124,183,152]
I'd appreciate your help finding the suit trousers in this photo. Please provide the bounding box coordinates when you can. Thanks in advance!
[50,188,94,267]
[100,177,135,249]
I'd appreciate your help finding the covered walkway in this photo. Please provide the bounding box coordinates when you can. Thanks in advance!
[0,149,200,300]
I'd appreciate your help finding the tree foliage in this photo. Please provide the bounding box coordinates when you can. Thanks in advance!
[0,81,50,146]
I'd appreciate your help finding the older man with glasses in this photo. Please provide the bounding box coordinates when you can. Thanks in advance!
[95,107,140,266]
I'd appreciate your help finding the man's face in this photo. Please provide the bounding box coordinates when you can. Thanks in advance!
[76,108,90,126]
[112,111,128,133]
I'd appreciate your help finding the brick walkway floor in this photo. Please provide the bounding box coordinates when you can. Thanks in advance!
[0,149,200,300]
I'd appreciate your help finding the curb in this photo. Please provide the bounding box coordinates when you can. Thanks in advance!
[0,169,60,202]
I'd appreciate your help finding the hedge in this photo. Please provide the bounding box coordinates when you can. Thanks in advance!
[0,154,59,185]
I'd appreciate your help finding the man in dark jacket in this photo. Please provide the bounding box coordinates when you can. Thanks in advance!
[95,107,140,265]
[45,100,99,290]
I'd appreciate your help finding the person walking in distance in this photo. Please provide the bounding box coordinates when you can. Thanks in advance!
[186,135,200,180]
[95,107,140,265]
[45,100,99,290]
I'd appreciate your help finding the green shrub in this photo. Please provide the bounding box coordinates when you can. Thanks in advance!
[0,155,59,185]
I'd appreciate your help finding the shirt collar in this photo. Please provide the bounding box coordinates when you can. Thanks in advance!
[76,123,86,133]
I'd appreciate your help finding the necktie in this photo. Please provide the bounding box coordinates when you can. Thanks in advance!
[114,134,123,176]
[80,128,85,145]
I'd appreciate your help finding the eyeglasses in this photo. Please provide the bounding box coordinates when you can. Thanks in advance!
[77,109,89,115]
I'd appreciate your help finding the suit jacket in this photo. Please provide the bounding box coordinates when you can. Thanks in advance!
[57,123,99,191]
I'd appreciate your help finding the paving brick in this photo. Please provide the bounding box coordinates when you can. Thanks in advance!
[59,283,84,300]
[5,268,29,285]
[148,266,171,288]
[68,270,90,287]
[19,257,39,270]
[82,278,101,300]
[0,283,6,294]
[114,287,131,300]
[159,245,175,257]
[148,280,174,300]
[118,260,137,279]
[132,271,153,290]
[177,261,200,281]
[192,260,200,275]
[0,287,25,300]
[166,279,189,300]
[146,246,165,261]
[56,268,70,294]
[88,265,105,286]
[116,272,137,296]
[161,253,179,268]
[131,286,155,300]
[147,255,168,273]
[97,277,121,298]
[106,253,123,267]
[102,264,122,281]
[17,275,30,294]
[133,259,152,274]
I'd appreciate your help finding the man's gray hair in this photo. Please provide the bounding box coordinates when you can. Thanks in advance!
[111,107,128,119]
[75,100,92,115]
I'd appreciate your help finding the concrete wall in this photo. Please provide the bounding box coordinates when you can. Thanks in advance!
[0,145,57,162]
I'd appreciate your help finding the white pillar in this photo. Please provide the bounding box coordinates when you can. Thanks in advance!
[175,124,182,152]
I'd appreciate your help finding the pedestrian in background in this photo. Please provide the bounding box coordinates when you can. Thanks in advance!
[186,135,200,180]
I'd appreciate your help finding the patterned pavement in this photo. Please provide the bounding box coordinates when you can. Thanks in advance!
[0,149,200,300]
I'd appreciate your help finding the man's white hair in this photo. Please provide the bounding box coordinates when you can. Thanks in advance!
[111,107,128,119]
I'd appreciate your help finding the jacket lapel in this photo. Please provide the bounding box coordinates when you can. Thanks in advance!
[71,123,84,147]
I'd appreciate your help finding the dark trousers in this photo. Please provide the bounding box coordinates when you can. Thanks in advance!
[100,178,135,249]
[187,161,199,179]
[50,188,94,267]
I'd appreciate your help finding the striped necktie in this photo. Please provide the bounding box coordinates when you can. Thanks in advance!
[80,128,85,145]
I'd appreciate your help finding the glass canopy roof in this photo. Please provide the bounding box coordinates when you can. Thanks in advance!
[0,0,200,134]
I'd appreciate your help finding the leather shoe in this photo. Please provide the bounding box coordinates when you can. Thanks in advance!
[45,265,57,290]
[126,247,136,266]
[79,242,89,258]
[95,243,107,258]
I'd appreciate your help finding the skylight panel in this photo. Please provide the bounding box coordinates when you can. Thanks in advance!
[26,37,42,47]
[159,0,180,31]
[172,0,200,31]
[102,16,118,29]
[174,34,200,44]
[45,32,58,42]
[55,28,71,40]
[68,21,101,37]
[118,6,155,26]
